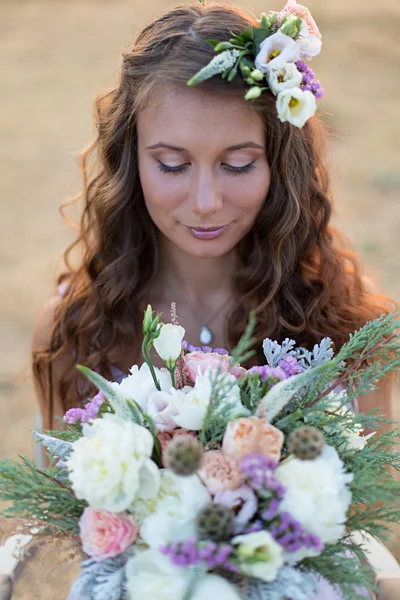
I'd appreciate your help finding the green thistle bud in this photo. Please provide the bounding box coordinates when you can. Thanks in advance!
[288,426,325,460]
[196,503,234,541]
[259,13,270,29]
[164,436,203,476]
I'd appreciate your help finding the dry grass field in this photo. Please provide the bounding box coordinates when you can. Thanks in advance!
[1,0,399,559]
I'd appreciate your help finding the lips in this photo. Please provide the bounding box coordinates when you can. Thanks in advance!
[184,224,230,240]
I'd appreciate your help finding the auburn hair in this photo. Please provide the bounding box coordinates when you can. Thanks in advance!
[32,2,394,422]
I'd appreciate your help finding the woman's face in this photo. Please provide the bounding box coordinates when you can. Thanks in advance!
[137,85,271,259]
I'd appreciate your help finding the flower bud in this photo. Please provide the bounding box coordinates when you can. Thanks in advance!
[164,436,203,476]
[250,69,265,82]
[143,305,154,333]
[244,86,263,101]
[196,502,235,541]
[287,426,325,460]
[153,323,185,367]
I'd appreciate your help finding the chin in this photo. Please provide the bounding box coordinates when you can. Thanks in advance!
[181,239,238,259]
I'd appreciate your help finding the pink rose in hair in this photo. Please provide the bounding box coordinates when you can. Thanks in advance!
[198,450,243,495]
[79,507,138,561]
[278,0,321,39]
[184,351,246,383]
[222,417,284,466]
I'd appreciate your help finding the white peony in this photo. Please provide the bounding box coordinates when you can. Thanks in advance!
[232,531,283,581]
[297,21,322,60]
[126,549,242,600]
[267,62,302,96]
[172,367,248,431]
[67,414,160,512]
[276,445,353,547]
[113,363,172,410]
[153,323,186,365]
[138,469,211,548]
[255,31,302,74]
[145,388,186,432]
[276,87,316,127]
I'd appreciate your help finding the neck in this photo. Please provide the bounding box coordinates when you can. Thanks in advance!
[156,235,236,306]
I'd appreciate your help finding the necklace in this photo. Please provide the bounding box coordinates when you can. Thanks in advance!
[166,282,229,346]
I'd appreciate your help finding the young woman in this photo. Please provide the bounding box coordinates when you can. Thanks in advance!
[32,2,393,434]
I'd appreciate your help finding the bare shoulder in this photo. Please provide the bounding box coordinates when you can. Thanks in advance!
[32,295,74,429]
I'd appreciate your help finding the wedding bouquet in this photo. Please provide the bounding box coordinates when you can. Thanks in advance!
[1,308,400,600]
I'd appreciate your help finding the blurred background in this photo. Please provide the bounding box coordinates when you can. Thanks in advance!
[0,0,399,549]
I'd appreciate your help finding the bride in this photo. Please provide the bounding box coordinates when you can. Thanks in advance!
[29,1,399,598]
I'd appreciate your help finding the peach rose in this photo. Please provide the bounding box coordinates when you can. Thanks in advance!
[222,417,283,466]
[79,507,138,561]
[198,450,243,495]
[278,0,321,39]
[184,351,246,383]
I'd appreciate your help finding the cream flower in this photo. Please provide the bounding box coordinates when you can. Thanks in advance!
[321,392,376,451]
[276,87,316,127]
[232,531,283,581]
[126,550,242,600]
[153,323,185,365]
[278,0,322,39]
[145,388,185,432]
[268,62,302,96]
[255,31,302,73]
[113,363,172,410]
[138,470,210,548]
[297,21,322,60]
[67,414,160,512]
[276,445,353,546]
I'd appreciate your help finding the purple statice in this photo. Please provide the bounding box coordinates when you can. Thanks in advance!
[161,538,235,572]
[268,511,324,555]
[248,365,287,384]
[240,454,280,491]
[182,341,229,355]
[63,391,105,424]
[213,347,229,355]
[278,355,303,377]
[296,61,325,99]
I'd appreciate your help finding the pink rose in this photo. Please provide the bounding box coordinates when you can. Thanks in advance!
[184,351,246,383]
[278,0,321,39]
[157,429,198,466]
[79,507,138,561]
[222,417,284,466]
[198,450,243,495]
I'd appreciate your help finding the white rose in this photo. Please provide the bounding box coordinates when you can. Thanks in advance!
[276,87,316,127]
[67,414,160,512]
[145,388,185,432]
[113,363,172,409]
[138,470,210,548]
[232,531,283,582]
[172,367,248,431]
[255,31,302,73]
[268,62,302,96]
[276,445,353,548]
[297,21,322,60]
[321,392,376,452]
[126,550,242,600]
[153,323,186,366]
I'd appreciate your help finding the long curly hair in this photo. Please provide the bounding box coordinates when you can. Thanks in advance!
[32,2,394,423]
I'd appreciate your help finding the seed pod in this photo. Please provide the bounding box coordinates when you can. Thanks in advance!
[196,503,235,541]
[287,426,325,460]
[164,436,203,476]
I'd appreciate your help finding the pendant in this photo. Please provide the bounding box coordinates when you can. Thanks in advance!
[199,324,213,345]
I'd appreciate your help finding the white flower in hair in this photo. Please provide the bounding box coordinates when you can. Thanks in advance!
[255,31,302,74]
[276,86,316,127]
[296,21,322,60]
[267,62,303,96]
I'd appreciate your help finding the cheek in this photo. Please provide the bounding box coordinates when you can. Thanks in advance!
[227,166,270,216]
[140,161,185,217]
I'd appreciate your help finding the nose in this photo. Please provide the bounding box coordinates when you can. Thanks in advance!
[188,167,223,215]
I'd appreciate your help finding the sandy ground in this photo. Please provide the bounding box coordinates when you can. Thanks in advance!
[0,0,399,557]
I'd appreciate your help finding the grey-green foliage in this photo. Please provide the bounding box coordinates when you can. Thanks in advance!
[67,556,128,600]
[262,337,297,367]
[33,432,72,469]
[187,49,240,86]
[244,567,317,600]
[0,456,85,533]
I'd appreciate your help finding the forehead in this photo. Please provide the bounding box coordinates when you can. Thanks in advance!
[136,85,265,151]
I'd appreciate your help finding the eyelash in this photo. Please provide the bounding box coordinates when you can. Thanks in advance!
[156,161,256,177]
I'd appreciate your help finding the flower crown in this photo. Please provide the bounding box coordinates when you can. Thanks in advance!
[187,0,324,128]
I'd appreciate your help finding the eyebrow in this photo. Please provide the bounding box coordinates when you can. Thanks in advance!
[145,141,264,151]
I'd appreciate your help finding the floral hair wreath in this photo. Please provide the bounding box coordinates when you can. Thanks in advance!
[188,0,324,128]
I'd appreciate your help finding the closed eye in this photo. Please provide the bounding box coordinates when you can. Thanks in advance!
[156,161,256,176]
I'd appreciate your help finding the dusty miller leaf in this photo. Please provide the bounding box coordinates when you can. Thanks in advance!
[67,556,127,600]
[33,432,72,469]
[244,567,317,600]
[262,337,297,367]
